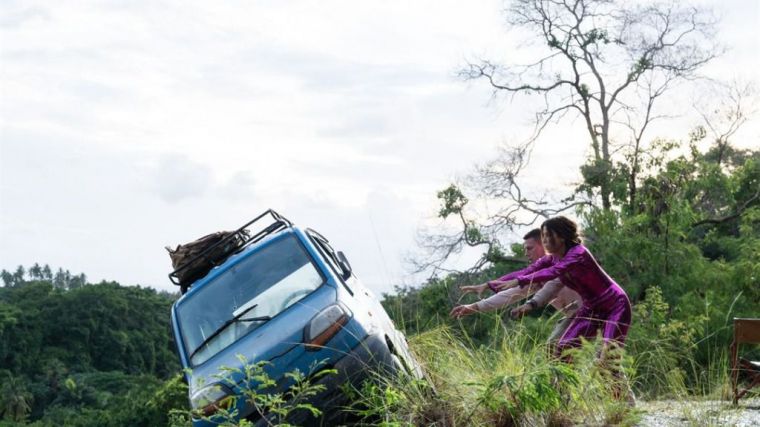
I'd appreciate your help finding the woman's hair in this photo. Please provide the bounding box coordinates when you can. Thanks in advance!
[541,216,582,247]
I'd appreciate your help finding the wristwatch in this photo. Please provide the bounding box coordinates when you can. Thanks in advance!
[526,299,538,310]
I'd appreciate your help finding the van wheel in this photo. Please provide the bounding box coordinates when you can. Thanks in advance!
[390,353,406,374]
[385,336,413,376]
[385,336,437,396]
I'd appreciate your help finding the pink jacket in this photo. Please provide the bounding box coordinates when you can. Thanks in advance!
[500,244,625,305]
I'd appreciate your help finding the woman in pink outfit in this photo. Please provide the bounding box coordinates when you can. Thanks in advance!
[500,216,632,354]
[491,216,634,402]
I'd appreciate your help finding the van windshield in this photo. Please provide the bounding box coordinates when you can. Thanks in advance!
[176,234,324,366]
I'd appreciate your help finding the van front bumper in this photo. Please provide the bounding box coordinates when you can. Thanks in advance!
[246,332,397,426]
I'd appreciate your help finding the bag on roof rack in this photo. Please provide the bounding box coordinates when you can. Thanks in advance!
[166,230,250,293]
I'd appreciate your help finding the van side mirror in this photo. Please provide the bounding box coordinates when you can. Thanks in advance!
[336,251,352,279]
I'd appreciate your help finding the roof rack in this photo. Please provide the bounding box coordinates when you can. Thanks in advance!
[168,209,293,286]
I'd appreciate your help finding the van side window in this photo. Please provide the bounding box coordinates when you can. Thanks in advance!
[317,239,343,275]
[307,230,352,293]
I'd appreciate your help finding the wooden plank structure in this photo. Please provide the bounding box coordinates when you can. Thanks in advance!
[730,318,760,404]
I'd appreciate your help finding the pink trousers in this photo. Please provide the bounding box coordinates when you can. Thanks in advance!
[556,285,632,356]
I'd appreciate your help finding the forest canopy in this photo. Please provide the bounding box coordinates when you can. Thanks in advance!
[0,271,186,426]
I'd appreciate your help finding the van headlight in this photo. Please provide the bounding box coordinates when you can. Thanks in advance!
[304,303,351,351]
[190,383,235,417]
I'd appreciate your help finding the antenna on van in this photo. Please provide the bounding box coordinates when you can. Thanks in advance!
[368,211,393,290]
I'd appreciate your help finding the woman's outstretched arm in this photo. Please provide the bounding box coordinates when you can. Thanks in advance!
[515,245,586,287]
[487,255,555,292]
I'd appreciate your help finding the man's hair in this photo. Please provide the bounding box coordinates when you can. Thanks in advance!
[541,216,582,247]
[523,228,542,241]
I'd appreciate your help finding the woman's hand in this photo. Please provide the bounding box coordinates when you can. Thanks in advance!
[450,304,479,319]
[510,303,533,319]
[493,279,519,292]
[459,283,489,297]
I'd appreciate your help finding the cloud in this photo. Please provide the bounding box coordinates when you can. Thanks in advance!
[1,0,757,295]
[149,154,213,203]
[217,170,257,202]
[141,152,261,204]
[0,3,49,29]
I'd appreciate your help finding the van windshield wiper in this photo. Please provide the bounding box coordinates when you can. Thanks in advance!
[241,315,272,322]
[189,304,268,361]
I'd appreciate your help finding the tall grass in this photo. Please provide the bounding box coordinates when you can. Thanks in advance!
[348,317,642,426]
[350,302,745,426]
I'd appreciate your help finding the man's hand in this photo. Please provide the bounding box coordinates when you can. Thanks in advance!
[493,279,519,292]
[459,283,488,297]
[450,304,479,319]
[510,303,533,319]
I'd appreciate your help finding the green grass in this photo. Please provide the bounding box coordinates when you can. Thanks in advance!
[347,322,642,426]
[347,311,750,427]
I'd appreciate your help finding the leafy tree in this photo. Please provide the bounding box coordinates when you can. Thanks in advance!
[28,264,42,281]
[12,267,25,286]
[0,271,13,287]
[40,265,52,281]
[52,268,70,290]
[0,372,33,422]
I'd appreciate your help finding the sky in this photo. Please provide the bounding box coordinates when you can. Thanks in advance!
[1,0,758,295]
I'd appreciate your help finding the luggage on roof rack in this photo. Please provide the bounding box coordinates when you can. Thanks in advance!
[166,209,292,294]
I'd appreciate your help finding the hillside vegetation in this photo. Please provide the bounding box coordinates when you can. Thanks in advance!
[1,139,758,426]
[0,273,188,426]
[373,139,760,424]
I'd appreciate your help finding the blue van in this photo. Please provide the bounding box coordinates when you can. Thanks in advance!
[169,210,422,425]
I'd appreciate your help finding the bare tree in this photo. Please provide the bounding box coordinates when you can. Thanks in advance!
[412,142,589,276]
[412,0,722,276]
[462,0,720,210]
[695,80,757,168]
[411,183,501,277]
[689,80,759,228]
